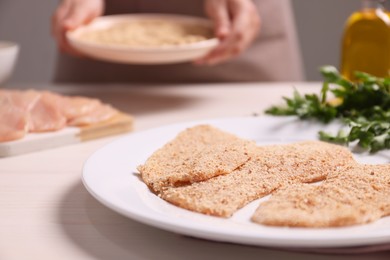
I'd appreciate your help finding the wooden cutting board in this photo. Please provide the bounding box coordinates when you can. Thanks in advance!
[0,113,134,157]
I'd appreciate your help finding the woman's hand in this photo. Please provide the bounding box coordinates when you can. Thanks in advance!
[196,0,261,65]
[52,0,104,55]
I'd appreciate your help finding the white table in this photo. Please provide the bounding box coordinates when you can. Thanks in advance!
[1,83,389,259]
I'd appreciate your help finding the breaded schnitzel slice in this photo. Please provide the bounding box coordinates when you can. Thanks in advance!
[252,164,390,227]
[161,141,356,217]
[138,125,256,193]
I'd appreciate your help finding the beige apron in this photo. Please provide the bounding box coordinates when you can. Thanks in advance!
[54,0,304,83]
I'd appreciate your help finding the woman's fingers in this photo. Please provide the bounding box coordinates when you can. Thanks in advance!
[229,0,261,56]
[52,0,70,36]
[52,0,104,56]
[195,0,230,64]
[52,0,71,39]
[63,1,97,29]
[196,0,260,65]
[205,0,230,40]
[52,1,77,54]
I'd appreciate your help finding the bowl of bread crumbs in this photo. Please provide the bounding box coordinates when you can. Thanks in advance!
[66,14,218,64]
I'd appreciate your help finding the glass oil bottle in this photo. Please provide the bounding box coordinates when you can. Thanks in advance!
[340,0,390,80]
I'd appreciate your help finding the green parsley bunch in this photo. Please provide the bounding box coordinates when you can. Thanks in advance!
[265,66,390,153]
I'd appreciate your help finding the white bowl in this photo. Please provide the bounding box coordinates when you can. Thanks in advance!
[0,41,19,84]
[66,14,219,64]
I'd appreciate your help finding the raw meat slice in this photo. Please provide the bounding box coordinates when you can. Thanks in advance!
[0,95,27,142]
[27,92,67,132]
[42,92,102,121]
[62,96,102,121]
[1,89,41,111]
[68,104,118,126]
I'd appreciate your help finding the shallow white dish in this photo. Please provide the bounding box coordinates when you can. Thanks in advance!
[67,14,218,64]
[82,116,390,249]
[0,41,19,84]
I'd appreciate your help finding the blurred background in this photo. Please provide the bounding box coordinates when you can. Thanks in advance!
[0,0,363,83]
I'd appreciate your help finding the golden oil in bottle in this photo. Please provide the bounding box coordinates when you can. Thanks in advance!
[340,0,390,80]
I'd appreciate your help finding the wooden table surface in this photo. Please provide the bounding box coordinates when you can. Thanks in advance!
[1,82,389,260]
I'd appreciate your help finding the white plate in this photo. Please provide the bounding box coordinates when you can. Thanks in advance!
[66,14,218,64]
[82,116,390,249]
